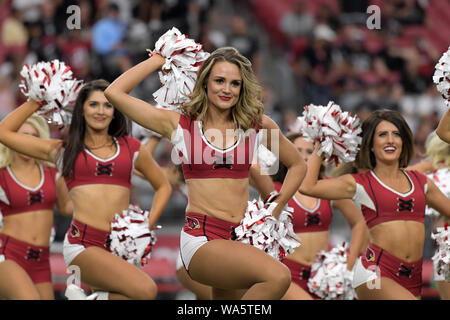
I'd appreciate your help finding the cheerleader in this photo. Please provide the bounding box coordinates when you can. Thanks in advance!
[0,79,172,299]
[104,45,306,299]
[271,132,367,299]
[0,114,72,300]
[300,109,450,299]
[143,133,275,300]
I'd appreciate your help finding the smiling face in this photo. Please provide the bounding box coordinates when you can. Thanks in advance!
[205,61,242,112]
[372,120,403,164]
[82,90,114,132]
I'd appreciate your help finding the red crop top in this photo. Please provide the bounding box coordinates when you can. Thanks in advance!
[0,164,58,217]
[172,114,261,179]
[274,182,332,233]
[64,136,141,191]
[351,170,427,229]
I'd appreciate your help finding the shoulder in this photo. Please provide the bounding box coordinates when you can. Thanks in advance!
[260,115,278,130]
[406,169,427,185]
[120,136,141,150]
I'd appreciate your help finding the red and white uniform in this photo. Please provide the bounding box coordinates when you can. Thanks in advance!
[64,136,141,190]
[174,114,262,270]
[273,181,333,297]
[351,170,427,297]
[0,164,59,284]
[63,136,141,266]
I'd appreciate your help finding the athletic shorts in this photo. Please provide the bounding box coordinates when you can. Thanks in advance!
[179,213,239,271]
[282,258,320,299]
[63,219,110,267]
[353,243,422,297]
[0,233,51,284]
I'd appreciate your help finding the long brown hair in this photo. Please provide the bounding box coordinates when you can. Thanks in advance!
[355,109,414,169]
[181,47,264,131]
[62,79,130,177]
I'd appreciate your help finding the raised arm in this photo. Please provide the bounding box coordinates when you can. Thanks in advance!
[332,199,369,270]
[262,115,306,217]
[299,144,356,200]
[104,54,180,139]
[436,109,450,143]
[0,100,63,163]
[133,145,172,229]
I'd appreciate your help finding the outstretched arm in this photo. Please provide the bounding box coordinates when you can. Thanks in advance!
[332,199,369,270]
[299,144,356,200]
[104,54,180,139]
[436,109,450,143]
[0,100,63,163]
[133,145,172,229]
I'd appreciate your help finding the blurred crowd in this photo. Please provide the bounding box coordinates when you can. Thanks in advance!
[0,0,448,163]
[256,0,448,163]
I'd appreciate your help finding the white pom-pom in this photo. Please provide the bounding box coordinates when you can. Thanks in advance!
[109,204,158,267]
[426,168,450,218]
[296,102,362,165]
[433,46,450,107]
[19,60,83,130]
[234,199,301,260]
[307,243,356,300]
[148,27,210,111]
[431,224,450,281]
[257,145,277,171]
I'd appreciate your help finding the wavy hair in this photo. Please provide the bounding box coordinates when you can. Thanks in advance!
[0,113,50,168]
[62,79,130,177]
[425,131,450,169]
[181,47,264,131]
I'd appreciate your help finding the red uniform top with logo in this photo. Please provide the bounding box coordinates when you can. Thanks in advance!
[0,164,59,284]
[274,181,333,233]
[63,136,141,265]
[351,170,427,228]
[172,114,261,180]
[64,136,141,190]
[0,164,58,216]
[274,181,333,298]
[351,169,427,296]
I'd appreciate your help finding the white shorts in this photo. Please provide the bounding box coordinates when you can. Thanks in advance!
[352,257,379,289]
[63,233,85,267]
[179,230,208,271]
[176,250,183,271]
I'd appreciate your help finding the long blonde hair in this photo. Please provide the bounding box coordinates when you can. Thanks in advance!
[181,47,264,131]
[425,131,450,169]
[0,113,50,168]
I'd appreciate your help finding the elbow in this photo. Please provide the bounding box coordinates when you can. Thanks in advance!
[298,183,312,196]
[103,86,113,101]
